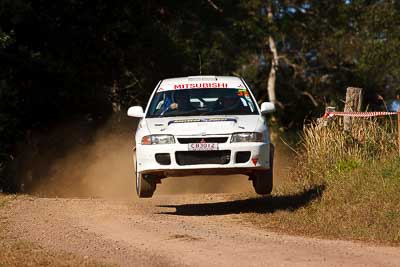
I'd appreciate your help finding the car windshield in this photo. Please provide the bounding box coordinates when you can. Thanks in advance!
[146,88,259,118]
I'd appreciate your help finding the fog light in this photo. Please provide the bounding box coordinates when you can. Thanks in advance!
[155,153,171,165]
[235,151,251,163]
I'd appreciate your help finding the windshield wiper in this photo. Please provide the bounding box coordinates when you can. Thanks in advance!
[156,109,200,118]
[200,110,221,115]
[200,108,240,115]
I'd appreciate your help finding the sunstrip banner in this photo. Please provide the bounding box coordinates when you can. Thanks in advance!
[168,118,237,125]
[158,82,244,91]
[174,83,228,89]
[324,111,399,119]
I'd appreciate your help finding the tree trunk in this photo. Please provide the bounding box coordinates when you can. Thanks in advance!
[266,5,278,104]
[111,80,121,113]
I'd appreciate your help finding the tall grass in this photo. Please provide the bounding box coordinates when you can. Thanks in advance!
[244,117,400,244]
[300,117,398,185]
[237,117,400,244]
[275,117,400,243]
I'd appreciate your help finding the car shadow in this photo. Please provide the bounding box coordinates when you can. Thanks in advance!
[158,184,325,216]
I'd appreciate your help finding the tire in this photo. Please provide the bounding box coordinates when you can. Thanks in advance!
[134,151,156,198]
[251,145,274,195]
[136,172,156,198]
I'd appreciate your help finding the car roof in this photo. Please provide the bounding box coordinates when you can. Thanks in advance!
[158,76,246,92]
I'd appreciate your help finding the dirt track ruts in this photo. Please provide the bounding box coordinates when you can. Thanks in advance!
[2,193,400,267]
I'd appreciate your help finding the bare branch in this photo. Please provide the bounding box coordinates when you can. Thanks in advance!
[207,0,223,13]
[301,91,319,107]
[278,55,303,77]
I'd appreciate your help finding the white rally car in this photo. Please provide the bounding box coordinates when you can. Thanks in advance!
[127,76,275,198]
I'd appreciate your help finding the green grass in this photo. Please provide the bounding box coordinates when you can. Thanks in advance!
[243,119,400,245]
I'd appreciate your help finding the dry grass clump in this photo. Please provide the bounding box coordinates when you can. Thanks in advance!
[0,193,13,207]
[243,117,400,245]
[287,117,400,243]
[300,118,398,185]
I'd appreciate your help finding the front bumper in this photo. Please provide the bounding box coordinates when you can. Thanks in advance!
[135,139,272,176]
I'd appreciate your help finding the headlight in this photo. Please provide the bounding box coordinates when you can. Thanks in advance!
[141,135,175,145]
[231,132,264,143]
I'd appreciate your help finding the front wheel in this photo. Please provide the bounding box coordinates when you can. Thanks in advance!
[134,151,156,198]
[136,172,156,198]
[251,169,273,195]
[251,145,274,195]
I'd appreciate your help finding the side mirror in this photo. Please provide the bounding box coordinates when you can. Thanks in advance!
[127,106,144,118]
[260,102,275,114]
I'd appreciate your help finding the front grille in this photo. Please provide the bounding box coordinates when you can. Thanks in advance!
[177,137,228,144]
[175,151,231,165]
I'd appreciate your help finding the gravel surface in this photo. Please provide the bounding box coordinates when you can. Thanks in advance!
[2,194,400,267]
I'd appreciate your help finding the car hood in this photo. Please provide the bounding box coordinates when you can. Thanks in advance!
[143,115,262,136]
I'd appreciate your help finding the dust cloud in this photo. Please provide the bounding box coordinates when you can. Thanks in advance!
[30,118,293,199]
[31,119,137,199]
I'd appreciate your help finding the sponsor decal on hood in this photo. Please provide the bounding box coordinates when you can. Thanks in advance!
[144,115,263,136]
[167,118,237,126]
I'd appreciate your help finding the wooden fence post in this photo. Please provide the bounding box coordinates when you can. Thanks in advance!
[324,106,336,127]
[344,87,363,132]
[398,108,400,156]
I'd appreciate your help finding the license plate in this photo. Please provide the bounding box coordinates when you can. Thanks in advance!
[188,143,218,151]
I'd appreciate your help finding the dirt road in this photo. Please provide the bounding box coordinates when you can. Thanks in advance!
[3,192,400,267]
